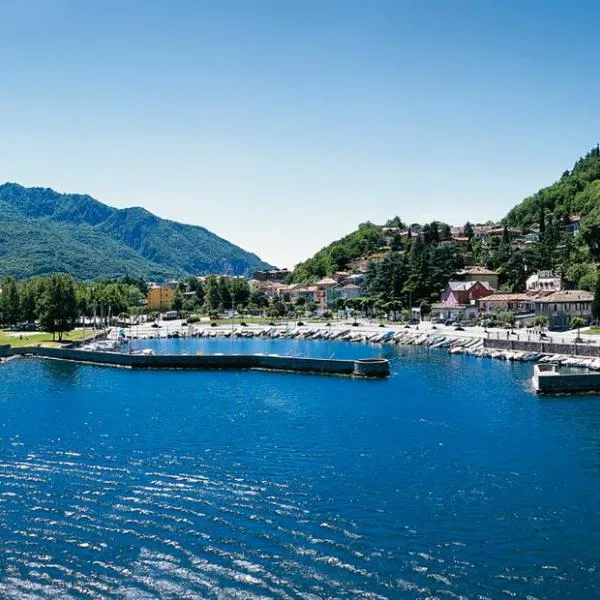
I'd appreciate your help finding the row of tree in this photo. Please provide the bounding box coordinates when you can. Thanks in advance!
[0,274,145,339]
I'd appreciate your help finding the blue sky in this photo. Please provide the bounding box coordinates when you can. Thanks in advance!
[1,0,599,269]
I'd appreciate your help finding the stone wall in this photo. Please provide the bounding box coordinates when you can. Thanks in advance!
[484,338,600,357]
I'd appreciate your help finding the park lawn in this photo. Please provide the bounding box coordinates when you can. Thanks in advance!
[0,329,89,348]
[582,328,600,335]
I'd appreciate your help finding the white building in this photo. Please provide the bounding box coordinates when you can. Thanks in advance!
[526,271,563,293]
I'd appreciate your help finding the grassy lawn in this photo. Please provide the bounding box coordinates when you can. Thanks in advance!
[0,328,90,348]
[582,328,600,335]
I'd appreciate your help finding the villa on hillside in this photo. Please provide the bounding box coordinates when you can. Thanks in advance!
[567,215,581,236]
[455,266,499,290]
[534,290,593,330]
[526,271,563,293]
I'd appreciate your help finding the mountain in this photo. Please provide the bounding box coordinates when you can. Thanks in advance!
[0,183,272,280]
[503,146,600,229]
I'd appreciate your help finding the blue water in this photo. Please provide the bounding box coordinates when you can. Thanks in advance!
[1,339,600,599]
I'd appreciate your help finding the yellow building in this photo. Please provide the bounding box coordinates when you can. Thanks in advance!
[147,285,175,312]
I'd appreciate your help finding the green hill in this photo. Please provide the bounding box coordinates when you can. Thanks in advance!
[0,183,272,280]
[504,146,600,229]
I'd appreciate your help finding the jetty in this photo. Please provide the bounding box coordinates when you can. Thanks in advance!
[2,345,390,379]
[533,362,600,394]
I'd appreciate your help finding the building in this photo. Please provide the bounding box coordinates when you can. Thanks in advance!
[287,284,317,304]
[433,280,493,321]
[147,285,176,312]
[523,231,540,244]
[478,293,536,314]
[252,269,289,282]
[526,271,563,293]
[568,215,581,236]
[534,290,593,330]
[315,277,339,309]
[455,266,499,290]
[441,281,493,306]
[328,283,361,306]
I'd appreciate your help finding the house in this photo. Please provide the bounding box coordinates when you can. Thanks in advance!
[455,266,499,290]
[315,277,339,308]
[523,231,540,244]
[567,215,581,236]
[288,285,317,304]
[451,236,470,247]
[441,281,493,306]
[333,271,350,284]
[147,285,176,312]
[328,283,361,306]
[534,290,593,330]
[433,280,493,321]
[252,269,290,282]
[526,271,563,293]
[478,293,536,314]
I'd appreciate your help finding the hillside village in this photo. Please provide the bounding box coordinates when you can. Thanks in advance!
[142,210,594,333]
[2,148,600,336]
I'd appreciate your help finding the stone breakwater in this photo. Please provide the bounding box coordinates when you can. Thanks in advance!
[2,345,390,378]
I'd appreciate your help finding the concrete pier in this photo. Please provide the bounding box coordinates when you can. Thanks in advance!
[533,363,600,394]
[5,346,391,379]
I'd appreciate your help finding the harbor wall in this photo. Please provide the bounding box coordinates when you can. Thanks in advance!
[533,364,600,394]
[484,338,600,357]
[6,347,390,378]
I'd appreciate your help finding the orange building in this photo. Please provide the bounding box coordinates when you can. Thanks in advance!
[147,285,175,312]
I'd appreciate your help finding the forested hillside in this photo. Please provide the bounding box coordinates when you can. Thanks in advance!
[290,146,600,311]
[0,183,272,280]
[504,146,600,230]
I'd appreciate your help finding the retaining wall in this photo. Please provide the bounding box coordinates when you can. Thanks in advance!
[484,338,600,357]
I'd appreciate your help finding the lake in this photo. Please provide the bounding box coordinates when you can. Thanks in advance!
[1,338,599,598]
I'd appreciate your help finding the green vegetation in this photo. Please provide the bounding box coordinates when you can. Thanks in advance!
[290,222,385,282]
[0,183,272,280]
[290,145,600,315]
[504,146,600,230]
[0,329,88,348]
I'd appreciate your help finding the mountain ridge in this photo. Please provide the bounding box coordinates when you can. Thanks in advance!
[0,183,272,280]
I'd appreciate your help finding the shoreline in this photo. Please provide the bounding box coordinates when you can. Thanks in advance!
[104,321,600,370]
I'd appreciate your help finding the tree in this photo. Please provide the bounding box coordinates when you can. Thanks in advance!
[171,289,184,312]
[38,274,78,341]
[20,277,43,323]
[462,221,474,239]
[204,276,221,312]
[500,310,516,330]
[534,314,549,331]
[593,276,600,323]
[571,316,585,339]
[0,276,21,326]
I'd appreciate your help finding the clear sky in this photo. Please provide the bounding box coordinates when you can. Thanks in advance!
[1,0,599,269]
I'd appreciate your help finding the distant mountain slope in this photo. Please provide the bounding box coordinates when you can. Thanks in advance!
[0,183,272,280]
[504,146,600,228]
